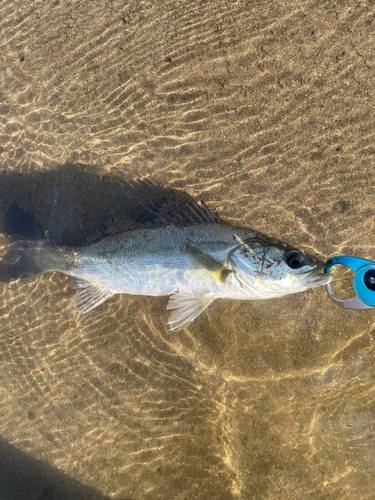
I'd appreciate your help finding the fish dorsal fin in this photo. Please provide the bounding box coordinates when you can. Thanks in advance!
[178,197,220,224]
[186,243,231,283]
[166,292,215,330]
[111,178,221,226]
[69,277,114,314]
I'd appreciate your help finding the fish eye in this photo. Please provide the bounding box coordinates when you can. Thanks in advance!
[285,251,305,269]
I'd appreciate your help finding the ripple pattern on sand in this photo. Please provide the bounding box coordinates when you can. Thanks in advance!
[1,0,375,498]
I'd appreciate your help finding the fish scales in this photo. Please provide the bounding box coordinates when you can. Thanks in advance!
[1,208,332,329]
[64,225,256,298]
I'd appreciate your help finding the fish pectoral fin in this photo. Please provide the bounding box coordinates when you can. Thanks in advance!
[166,292,215,331]
[69,278,114,314]
[186,243,231,283]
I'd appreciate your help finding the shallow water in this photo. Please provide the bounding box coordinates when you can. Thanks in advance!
[1,0,375,498]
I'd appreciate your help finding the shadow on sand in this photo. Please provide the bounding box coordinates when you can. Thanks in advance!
[0,162,219,283]
[0,436,133,500]
[0,163,218,499]
[0,163,218,247]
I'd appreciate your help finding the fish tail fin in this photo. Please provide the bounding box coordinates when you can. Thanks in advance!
[0,238,61,283]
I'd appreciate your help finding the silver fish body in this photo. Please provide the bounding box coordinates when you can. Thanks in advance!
[15,222,331,329]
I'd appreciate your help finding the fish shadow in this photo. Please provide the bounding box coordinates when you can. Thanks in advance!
[0,164,202,498]
[0,161,218,249]
[0,436,133,500]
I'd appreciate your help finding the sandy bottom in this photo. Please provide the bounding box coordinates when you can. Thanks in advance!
[0,0,375,498]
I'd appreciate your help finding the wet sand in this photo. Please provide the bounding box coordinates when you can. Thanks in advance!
[1,0,375,498]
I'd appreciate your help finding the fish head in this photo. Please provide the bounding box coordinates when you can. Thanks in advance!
[228,234,333,298]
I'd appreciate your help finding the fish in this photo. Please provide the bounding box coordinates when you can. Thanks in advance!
[0,191,332,330]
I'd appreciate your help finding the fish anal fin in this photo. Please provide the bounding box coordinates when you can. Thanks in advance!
[69,278,114,314]
[166,292,215,330]
[186,243,231,284]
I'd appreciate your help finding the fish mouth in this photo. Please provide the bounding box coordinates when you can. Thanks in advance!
[303,265,334,287]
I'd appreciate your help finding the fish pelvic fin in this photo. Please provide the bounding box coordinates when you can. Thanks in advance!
[69,278,114,314]
[0,238,63,283]
[186,243,231,284]
[166,292,215,330]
